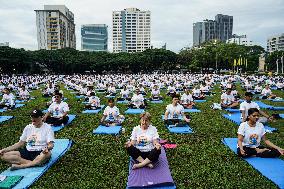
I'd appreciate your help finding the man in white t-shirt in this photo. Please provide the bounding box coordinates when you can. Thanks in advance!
[240,92,273,123]
[0,109,54,170]
[220,88,239,109]
[261,85,276,99]
[180,88,195,109]
[100,98,124,126]
[0,88,15,109]
[129,89,146,109]
[164,94,190,126]
[44,92,69,126]
[85,92,101,109]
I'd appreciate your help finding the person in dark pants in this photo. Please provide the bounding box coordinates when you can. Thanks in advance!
[125,112,161,169]
[237,108,284,158]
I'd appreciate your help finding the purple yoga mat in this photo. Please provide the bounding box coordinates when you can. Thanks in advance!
[127,148,175,188]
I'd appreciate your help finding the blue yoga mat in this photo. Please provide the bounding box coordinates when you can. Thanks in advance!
[255,101,273,109]
[51,115,76,132]
[195,100,206,103]
[150,100,163,104]
[0,139,72,189]
[117,100,129,104]
[75,95,85,99]
[222,113,277,133]
[268,99,284,102]
[184,108,201,113]
[0,104,25,112]
[222,138,284,189]
[105,95,116,98]
[125,109,145,114]
[93,125,122,135]
[270,106,284,111]
[167,125,193,134]
[280,114,284,118]
[82,105,105,114]
[0,116,13,123]
[225,108,240,113]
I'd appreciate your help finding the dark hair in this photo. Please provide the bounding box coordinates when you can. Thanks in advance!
[108,98,114,103]
[54,92,62,97]
[245,92,253,97]
[172,94,180,99]
[90,92,95,96]
[246,108,259,121]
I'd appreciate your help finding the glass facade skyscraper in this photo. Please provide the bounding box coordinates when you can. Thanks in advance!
[81,24,108,51]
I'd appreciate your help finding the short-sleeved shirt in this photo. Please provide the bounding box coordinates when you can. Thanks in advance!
[239,101,260,119]
[261,88,271,96]
[165,104,184,119]
[48,101,69,118]
[237,122,265,148]
[103,106,120,121]
[181,93,193,103]
[1,93,15,106]
[130,125,159,152]
[20,123,55,151]
[221,93,235,105]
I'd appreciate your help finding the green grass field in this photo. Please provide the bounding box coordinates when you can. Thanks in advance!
[0,84,283,189]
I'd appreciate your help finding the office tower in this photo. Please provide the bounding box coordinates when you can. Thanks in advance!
[267,33,284,52]
[193,14,233,46]
[112,8,151,53]
[35,5,76,50]
[81,24,108,51]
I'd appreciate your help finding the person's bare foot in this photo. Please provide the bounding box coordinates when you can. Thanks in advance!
[132,163,144,169]
[147,163,154,169]
[10,164,22,171]
[256,148,269,153]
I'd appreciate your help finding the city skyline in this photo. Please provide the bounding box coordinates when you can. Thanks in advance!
[0,0,283,53]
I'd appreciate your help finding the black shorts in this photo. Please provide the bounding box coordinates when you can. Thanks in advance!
[19,148,42,161]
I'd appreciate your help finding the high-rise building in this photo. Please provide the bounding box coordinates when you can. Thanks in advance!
[35,5,76,50]
[81,24,108,52]
[193,14,233,46]
[227,34,254,46]
[112,8,151,53]
[267,33,284,53]
[215,14,233,42]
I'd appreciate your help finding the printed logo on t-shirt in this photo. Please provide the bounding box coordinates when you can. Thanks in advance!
[137,135,149,147]
[249,134,258,146]
[27,134,37,147]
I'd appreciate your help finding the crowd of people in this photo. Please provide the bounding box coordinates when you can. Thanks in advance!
[0,73,283,171]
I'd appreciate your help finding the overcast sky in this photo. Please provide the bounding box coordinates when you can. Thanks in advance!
[0,0,283,52]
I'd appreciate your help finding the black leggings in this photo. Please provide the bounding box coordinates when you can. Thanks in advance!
[0,104,15,109]
[46,116,69,126]
[127,145,161,162]
[237,146,281,158]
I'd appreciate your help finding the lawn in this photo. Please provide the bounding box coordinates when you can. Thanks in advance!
[0,84,283,188]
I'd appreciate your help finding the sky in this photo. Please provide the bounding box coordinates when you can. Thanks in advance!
[0,0,283,53]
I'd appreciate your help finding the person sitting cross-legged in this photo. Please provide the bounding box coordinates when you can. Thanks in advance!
[237,108,284,158]
[100,98,124,126]
[150,85,163,101]
[125,112,161,169]
[85,92,101,110]
[43,92,69,126]
[164,94,190,126]
[180,88,195,109]
[0,88,15,110]
[0,109,54,170]
[129,89,146,109]
[220,88,239,109]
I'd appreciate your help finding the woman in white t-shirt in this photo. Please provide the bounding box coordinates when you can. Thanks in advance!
[180,88,195,109]
[261,85,276,99]
[150,85,162,101]
[85,92,101,110]
[0,109,54,170]
[125,112,161,169]
[237,108,283,158]
[100,98,124,126]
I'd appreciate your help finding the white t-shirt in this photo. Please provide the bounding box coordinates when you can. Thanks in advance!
[103,106,120,121]
[165,104,184,119]
[130,125,159,152]
[131,94,144,107]
[151,89,160,96]
[1,93,15,106]
[261,88,271,96]
[88,96,100,107]
[20,123,55,151]
[221,93,235,105]
[239,101,260,119]
[48,101,69,118]
[192,88,201,97]
[181,93,193,104]
[237,122,265,148]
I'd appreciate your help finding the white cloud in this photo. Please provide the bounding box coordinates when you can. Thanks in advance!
[0,0,283,52]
